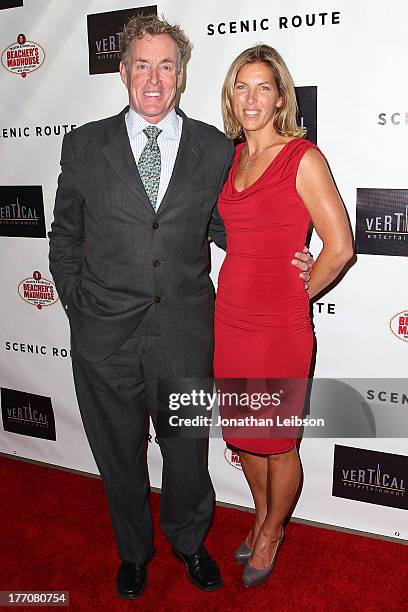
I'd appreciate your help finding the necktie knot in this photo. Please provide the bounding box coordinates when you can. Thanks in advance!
[143,126,162,141]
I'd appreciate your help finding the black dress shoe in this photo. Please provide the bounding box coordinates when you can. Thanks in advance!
[172,545,222,591]
[116,557,150,599]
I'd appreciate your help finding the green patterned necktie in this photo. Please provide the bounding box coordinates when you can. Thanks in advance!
[137,126,162,210]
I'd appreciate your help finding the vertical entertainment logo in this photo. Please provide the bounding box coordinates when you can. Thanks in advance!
[87,5,157,75]
[1,388,56,440]
[355,188,408,256]
[0,186,46,237]
[0,1,23,10]
[295,86,317,144]
[332,445,407,510]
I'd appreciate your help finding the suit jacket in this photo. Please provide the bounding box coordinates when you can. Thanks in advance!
[49,106,234,375]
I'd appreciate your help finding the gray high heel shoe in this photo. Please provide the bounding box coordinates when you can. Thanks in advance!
[235,541,252,564]
[242,528,284,588]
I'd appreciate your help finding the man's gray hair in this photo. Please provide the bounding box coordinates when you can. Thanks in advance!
[121,13,190,71]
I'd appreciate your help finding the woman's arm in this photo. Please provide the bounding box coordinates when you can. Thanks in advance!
[296,148,354,300]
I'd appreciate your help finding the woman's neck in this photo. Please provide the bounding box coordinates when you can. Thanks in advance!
[243,128,281,157]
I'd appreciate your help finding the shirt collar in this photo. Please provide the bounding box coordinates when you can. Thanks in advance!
[126,107,181,139]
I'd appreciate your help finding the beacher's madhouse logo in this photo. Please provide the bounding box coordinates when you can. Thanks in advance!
[1,34,44,77]
[224,447,242,470]
[390,309,408,343]
[332,445,407,510]
[18,271,59,310]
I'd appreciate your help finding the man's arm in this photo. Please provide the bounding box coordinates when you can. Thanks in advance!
[209,203,227,251]
[208,142,235,251]
[48,132,85,307]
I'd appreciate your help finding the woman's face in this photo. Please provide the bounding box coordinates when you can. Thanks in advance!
[232,62,282,134]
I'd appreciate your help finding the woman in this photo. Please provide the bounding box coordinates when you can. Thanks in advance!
[213,45,353,587]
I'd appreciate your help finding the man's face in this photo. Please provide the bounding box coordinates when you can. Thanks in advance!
[120,33,183,124]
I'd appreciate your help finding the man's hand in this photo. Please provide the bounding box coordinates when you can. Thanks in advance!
[291,246,314,289]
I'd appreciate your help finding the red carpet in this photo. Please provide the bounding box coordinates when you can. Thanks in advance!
[0,456,406,611]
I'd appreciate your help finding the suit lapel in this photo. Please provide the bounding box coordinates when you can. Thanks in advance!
[102,107,204,216]
[102,108,154,214]
[157,109,204,215]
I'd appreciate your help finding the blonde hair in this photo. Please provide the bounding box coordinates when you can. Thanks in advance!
[121,13,190,71]
[221,44,305,140]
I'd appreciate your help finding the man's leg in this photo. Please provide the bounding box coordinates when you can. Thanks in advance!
[159,433,214,554]
[71,331,153,564]
[140,324,214,553]
[142,325,221,590]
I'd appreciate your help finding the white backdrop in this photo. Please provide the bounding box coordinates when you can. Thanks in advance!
[1,0,407,541]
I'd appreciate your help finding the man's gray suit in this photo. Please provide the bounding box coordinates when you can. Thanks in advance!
[49,106,234,563]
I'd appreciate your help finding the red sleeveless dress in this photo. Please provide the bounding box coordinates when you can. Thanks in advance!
[214,138,317,454]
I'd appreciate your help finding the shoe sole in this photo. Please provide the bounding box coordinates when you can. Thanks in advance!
[172,549,223,592]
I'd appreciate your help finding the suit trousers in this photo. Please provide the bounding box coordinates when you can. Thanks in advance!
[71,305,214,563]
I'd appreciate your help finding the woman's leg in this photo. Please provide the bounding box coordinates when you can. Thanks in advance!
[239,451,268,547]
[249,446,301,569]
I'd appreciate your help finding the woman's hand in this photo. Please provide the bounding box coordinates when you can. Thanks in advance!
[291,247,314,289]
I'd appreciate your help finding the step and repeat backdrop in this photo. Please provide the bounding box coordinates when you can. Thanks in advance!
[1,0,407,541]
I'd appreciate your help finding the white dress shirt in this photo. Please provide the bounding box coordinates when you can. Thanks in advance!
[125,107,183,209]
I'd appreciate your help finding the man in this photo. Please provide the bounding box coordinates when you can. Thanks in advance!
[49,14,312,599]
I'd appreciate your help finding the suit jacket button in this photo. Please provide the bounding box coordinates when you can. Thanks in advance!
[152,222,159,229]
[153,260,160,267]
[154,296,161,303]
